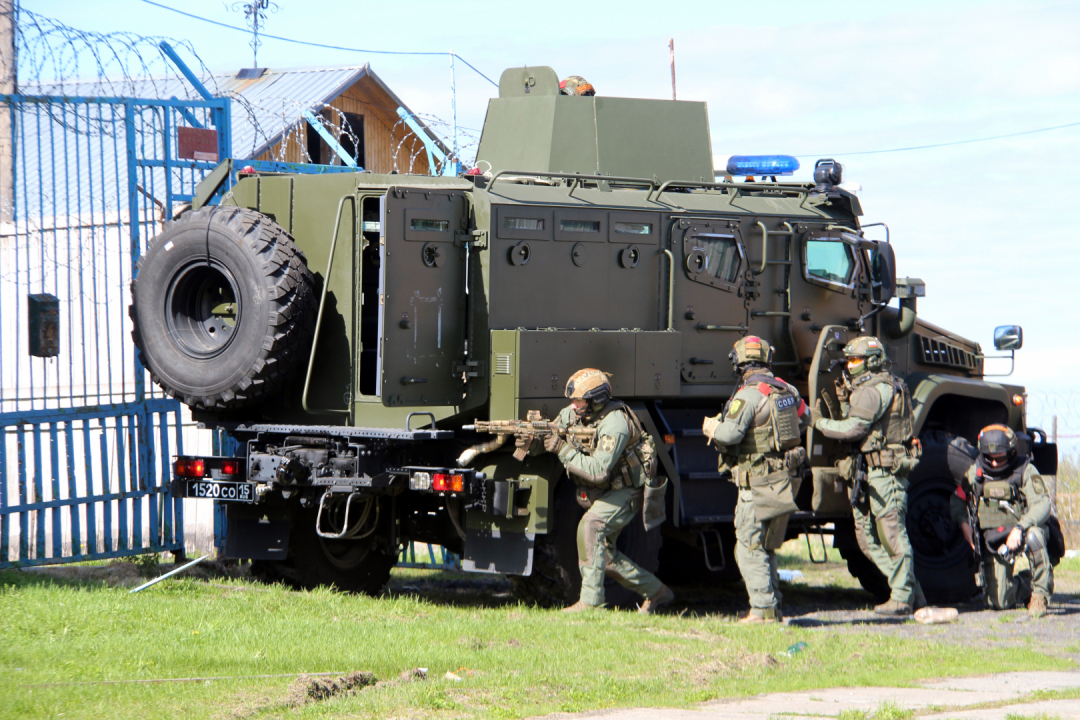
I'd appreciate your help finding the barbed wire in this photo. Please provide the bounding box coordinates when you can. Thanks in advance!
[1027,391,1080,444]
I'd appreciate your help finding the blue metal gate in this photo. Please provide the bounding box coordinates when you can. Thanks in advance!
[0,88,231,567]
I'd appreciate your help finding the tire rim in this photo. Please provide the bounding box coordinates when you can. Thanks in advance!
[907,475,973,570]
[164,261,242,359]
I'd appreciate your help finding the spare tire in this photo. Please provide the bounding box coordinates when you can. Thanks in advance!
[130,206,315,410]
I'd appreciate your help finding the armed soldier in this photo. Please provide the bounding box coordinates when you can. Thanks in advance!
[952,425,1054,617]
[813,336,925,615]
[702,336,807,624]
[521,368,674,614]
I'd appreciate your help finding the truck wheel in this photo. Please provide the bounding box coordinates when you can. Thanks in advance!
[907,432,980,604]
[130,206,315,410]
[833,519,890,602]
[253,504,397,594]
[509,480,583,608]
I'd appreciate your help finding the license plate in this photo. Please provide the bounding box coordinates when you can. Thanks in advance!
[185,480,253,502]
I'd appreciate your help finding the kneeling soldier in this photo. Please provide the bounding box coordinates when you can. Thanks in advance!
[703,336,807,623]
[952,424,1054,617]
[527,368,674,614]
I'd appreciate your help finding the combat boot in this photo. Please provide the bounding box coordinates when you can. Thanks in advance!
[873,600,913,616]
[738,608,779,624]
[638,584,675,615]
[1028,593,1048,619]
[562,600,599,613]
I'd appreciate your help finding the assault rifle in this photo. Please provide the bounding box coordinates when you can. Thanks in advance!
[461,410,597,462]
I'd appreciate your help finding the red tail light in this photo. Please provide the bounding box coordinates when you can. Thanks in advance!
[174,458,205,478]
[219,459,240,476]
[432,473,465,493]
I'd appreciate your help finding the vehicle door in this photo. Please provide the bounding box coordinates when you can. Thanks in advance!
[380,187,469,406]
[806,325,857,510]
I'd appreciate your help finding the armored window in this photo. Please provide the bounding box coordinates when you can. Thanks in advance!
[411,219,449,232]
[560,219,601,233]
[688,234,741,283]
[503,217,544,231]
[804,239,855,287]
[614,221,651,235]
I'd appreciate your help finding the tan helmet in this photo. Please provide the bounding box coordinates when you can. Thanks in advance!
[565,368,612,404]
[728,335,773,370]
[843,336,887,376]
[559,75,596,96]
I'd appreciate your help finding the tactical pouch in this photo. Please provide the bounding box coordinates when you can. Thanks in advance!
[811,467,850,514]
[642,475,668,531]
[749,469,799,522]
[836,455,856,482]
[575,486,606,511]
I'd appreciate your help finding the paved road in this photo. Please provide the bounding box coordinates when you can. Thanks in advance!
[527,671,1080,719]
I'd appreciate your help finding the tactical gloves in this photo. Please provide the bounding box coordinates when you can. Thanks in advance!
[701,414,721,441]
[834,377,851,404]
[514,434,536,453]
[543,433,565,454]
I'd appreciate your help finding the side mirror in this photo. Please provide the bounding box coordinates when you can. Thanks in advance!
[993,325,1023,351]
[869,241,896,305]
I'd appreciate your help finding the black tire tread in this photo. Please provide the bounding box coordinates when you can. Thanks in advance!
[130,206,315,411]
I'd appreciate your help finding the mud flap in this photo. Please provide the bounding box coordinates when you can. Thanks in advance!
[223,510,290,561]
[462,527,535,575]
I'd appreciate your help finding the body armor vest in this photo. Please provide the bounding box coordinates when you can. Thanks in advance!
[852,371,915,453]
[590,400,657,488]
[973,458,1028,529]
[735,375,802,456]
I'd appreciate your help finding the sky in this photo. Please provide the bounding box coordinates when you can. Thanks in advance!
[19,0,1080,446]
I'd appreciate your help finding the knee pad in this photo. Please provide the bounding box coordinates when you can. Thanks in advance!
[876,510,901,557]
[1025,528,1047,568]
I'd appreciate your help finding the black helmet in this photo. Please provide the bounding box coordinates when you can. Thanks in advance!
[977,424,1018,459]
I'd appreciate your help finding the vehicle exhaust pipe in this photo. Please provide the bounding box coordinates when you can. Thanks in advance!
[457,433,509,467]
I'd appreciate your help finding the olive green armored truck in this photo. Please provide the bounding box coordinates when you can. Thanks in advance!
[130,66,1057,604]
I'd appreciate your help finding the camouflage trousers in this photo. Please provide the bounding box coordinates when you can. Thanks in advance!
[576,485,663,607]
[734,488,783,614]
[852,468,924,606]
[983,525,1054,610]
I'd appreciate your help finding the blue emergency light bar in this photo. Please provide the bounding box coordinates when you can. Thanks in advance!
[725,155,800,176]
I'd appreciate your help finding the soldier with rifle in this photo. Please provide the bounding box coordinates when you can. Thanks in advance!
[702,336,808,624]
[813,336,926,616]
[517,368,674,614]
[951,424,1055,617]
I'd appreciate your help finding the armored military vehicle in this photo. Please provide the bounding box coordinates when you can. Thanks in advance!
[130,66,1057,605]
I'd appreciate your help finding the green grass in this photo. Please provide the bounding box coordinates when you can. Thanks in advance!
[0,566,1071,720]
[837,701,914,720]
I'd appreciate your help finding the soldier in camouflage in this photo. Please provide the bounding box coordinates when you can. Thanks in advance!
[525,368,673,614]
[702,336,808,624]
[813,336,925,615]
[951,424,1054,617]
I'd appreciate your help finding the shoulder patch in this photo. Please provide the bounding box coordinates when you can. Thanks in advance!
[1031,476,1046,495]
[599,435,617,454]
[727,398,745,418]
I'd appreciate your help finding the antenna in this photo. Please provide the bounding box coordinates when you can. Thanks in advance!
[227,0,279,70]
[669,38,676,101]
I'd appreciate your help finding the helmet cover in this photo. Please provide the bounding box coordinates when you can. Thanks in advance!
[565,368,612,402]
[729,335,773,370]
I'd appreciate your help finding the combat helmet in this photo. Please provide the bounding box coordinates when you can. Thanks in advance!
[978,424,1018,460]
[565,368,612,412]
[728,336,773,371]
[559,75,596,96]
[843,336,888,377]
